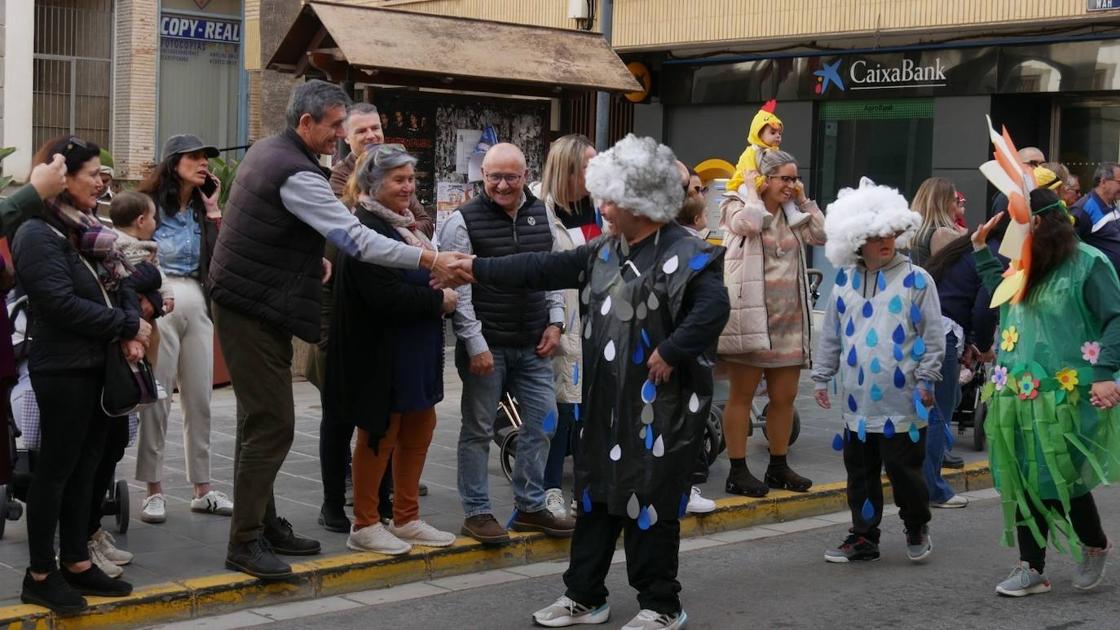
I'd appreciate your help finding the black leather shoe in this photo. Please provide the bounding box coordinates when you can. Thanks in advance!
[62,564,132,597]
[264,517,322,556]
[319,503,351,533]
[21,569,88,614]
[225,539,292,579]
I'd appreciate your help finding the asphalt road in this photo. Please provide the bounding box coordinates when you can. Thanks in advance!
[253,485,1120,630]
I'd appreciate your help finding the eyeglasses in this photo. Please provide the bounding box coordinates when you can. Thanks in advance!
[1027,160,1044,168]
[484,172,524,185]
[768,175,802,185]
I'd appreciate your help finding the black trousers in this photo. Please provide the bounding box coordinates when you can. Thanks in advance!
[26,372,108,572]
[88,416,129,536]
[843,428,931,543]
[1018,492,1108,572]
[319,408,391,511]
[564,503,682,615]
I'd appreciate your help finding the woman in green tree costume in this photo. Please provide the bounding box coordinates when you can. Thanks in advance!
[973,187,1119,598]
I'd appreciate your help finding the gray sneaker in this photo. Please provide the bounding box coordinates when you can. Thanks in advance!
[620,610,688,630]
[905,526,932,562]
[1073,542,1112,591]
[531,595,610,627]
[996,562,1052,597]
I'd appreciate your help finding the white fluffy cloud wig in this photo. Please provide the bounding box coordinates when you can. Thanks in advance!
[823,177,921,268]
[585,134,684,223]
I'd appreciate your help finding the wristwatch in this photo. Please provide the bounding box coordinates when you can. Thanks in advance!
[548,321,566,334]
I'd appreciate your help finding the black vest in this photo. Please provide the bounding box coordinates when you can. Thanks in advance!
[460,191,553,347]
[208,129,327,342]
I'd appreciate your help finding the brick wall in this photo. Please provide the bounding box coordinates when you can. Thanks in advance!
[113,0,159,181]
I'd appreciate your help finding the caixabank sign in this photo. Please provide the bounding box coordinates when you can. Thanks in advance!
[812,56,952,95]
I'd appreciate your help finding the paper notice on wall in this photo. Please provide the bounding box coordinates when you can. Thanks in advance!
[436,182,476,227]
[467,154,485,182]
[455,129,483,174]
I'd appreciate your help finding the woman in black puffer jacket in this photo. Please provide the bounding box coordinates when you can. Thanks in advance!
[11,136,151,614]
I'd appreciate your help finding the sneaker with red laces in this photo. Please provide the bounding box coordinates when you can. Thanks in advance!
[824,533,880,563]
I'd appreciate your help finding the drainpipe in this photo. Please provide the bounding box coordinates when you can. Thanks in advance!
[594,0,613,152]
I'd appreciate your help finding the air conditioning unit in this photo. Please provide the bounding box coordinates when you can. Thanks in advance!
[568,0,589,20]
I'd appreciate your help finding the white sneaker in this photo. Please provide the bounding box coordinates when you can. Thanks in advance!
[931,494,969,509]
[140,493,166,523]
[545,488,567,518]
[347,523,411,555]
[90,528,133,565]
[190,490,234,516]
[532,595,610,627]
[686,486,715,514]
[88,540,123,578]
[388,519,456,547]
[621,609,688,630]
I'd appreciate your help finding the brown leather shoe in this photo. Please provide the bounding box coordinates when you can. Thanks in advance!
[511,508,576,538]
[461,514,510,545]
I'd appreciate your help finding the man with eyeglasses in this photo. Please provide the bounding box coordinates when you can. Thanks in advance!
[1069,162,1120,271]
[208,80,471,580]
[437,143,575,544]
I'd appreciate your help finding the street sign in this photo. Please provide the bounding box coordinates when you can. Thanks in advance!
[1088,0,1120,11]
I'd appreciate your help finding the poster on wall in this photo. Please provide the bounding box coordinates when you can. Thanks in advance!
[376,96,437,208]
[436,182,477,225]
[455,129,482,174]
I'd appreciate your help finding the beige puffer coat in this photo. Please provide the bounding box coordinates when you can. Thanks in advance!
[717,187,826,358]
[534,187,583,404]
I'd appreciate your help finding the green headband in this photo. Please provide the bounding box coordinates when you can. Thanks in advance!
[1031,199,1068,217]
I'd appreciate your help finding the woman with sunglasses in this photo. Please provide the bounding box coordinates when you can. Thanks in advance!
[718,149,826,497]
[324,144,457,554]
[11,136,148,612]
[133,135,231,524]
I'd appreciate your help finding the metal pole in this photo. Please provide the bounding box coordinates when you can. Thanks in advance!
[594,0,613,152]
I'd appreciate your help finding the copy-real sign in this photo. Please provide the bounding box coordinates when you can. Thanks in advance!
[160,14,241,43]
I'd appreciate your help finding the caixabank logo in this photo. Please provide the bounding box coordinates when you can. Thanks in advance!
[814,57,949,95]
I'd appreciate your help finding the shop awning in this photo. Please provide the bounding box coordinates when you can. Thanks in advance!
[268,2,641,97]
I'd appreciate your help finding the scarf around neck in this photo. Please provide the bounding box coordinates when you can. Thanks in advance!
[357,195,435,251]
[45,193,133,290]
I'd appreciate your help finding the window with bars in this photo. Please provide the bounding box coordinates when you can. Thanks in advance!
[32,0,114,152]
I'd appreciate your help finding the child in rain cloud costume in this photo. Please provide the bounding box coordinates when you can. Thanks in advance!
[726,100,810,229]
[456,134,729,630]
[970,119,1119,598]
[812,177,945,564]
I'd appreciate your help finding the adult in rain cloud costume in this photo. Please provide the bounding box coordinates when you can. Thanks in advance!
[812,178,944,564]
[440,134,729,630]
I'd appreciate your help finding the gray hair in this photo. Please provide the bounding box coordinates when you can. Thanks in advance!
[1093,162,1119,187]
[355,145,417,196]
[758,149,798,176]
[285,79,352,129]
[344,103,380,132]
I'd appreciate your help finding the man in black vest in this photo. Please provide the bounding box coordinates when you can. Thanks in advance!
[438,143,575,545]
[209,80,470,579]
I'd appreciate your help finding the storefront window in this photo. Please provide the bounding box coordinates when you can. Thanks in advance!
[1059,99,1120,191]
[158,4,242,153]
[812,99,934,300]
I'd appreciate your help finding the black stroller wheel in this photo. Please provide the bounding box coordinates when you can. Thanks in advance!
[114,479,130,534]
[500,431,518,483]
[973,402,987,452]
[705,405,726,465]
[759,405,801,446]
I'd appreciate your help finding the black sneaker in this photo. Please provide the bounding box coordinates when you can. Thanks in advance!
[318,502,351,533]
[824,533,880,563]
[764,464,813,492]
[726,467,769,497]
[264,516,322,556]
[226,538,293,579]
[62,564,133,597]
[21,569,88,614]
[942,452,965,469]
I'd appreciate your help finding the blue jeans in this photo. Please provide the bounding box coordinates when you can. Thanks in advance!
[544,403,575,491]
[924,332,960,504]
[456,342,557,518]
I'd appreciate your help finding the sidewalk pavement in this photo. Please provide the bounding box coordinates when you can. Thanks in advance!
[0,350,988,614]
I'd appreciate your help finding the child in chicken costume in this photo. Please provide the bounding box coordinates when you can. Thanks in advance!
[726,100,810,229]
[975,116,1120,597]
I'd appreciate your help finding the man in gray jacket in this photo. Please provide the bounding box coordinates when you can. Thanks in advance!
[209,80,469,579]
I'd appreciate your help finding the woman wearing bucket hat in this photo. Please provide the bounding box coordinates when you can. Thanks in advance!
[133,134,232,523]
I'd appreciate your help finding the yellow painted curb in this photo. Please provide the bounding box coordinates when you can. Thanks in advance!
[3,462,993,628]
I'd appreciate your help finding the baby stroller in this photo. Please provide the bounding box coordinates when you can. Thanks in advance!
[0,295,131,540]
[954,347,993,452]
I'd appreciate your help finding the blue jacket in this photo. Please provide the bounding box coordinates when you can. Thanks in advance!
[1071,191,1120,271]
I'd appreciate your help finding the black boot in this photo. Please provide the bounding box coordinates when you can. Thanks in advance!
[726,463,769,497]
[21,569,88,614]
[264,516,322,556]
[62,564,132,597]
[226,538,292,579]
[765,455,813,492]
[318,502,351,533]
